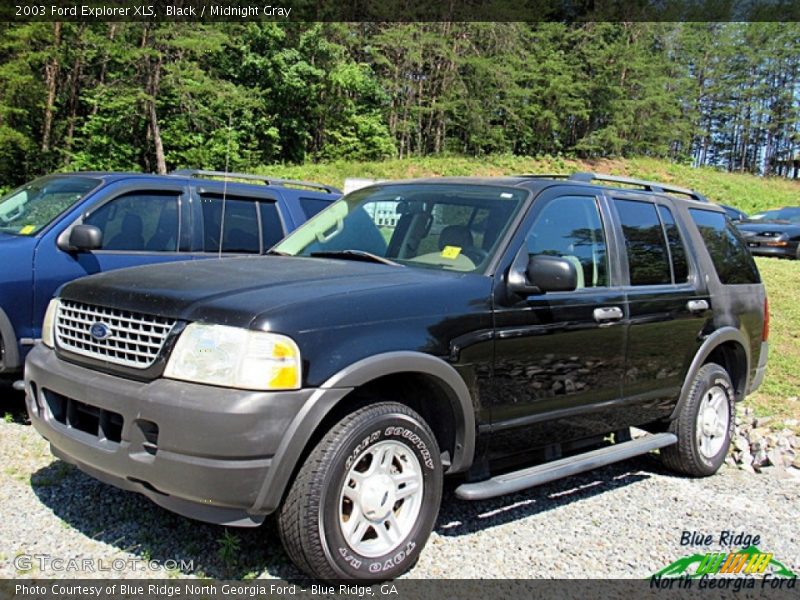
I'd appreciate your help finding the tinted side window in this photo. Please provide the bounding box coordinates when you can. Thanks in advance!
[299,197,332,219]
[614,199,671,286]
[689,209,760,284]
[259,202,284,249]
[201,196,260,253]
[525,196,608,288]
[657,205,689,283]
[85,192,179,251]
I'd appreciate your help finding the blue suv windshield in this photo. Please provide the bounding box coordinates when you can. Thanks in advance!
[274,183,527,273]
[0,175,100,236]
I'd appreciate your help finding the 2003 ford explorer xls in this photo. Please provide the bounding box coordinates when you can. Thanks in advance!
[25,173,769,581]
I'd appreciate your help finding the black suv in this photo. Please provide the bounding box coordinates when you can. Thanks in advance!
[25,173,769,581]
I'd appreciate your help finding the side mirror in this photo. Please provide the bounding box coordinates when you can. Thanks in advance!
[527,255,579,292]
[62,224,103,252]
[508,254,578,295]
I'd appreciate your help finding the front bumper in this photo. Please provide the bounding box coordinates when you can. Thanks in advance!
[746,240,799,259]
[25,344,318,526]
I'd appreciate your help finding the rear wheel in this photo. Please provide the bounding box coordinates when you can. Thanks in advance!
[661,363,734,476]
[278,402,442,581]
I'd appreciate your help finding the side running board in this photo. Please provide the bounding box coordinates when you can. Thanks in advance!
[455,432,677,501]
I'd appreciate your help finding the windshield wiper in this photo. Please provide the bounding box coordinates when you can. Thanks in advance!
[309,250,403,267]
[265,249,291,256]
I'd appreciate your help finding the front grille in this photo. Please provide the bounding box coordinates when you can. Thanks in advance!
[55,300,176,369]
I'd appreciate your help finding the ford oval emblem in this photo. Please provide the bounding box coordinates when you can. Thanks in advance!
[89,322,112,341]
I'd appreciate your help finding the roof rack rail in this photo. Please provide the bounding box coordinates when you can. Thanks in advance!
[170,169,341,195]
[519,173,572,180]
[520,172,707,202]
[571,172,707,201]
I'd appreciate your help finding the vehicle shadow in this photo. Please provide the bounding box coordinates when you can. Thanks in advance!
[30,459,303,581]
[30,454,669,580]
[435,455,664,537]
[0,382,28,424]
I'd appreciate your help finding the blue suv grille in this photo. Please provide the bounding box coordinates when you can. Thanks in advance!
[55,300,176,369]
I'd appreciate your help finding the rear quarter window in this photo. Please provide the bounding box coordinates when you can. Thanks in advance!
[689,208,760,284]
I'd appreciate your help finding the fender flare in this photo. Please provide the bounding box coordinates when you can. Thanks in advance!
[670,326,750,420]
[252,351,476,514]
[0,307,20,372]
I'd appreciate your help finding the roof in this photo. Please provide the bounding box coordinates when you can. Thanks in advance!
[387,176,535,187]
[370,173,722,210]
[46,171,340,196]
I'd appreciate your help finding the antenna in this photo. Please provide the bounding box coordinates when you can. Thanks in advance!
[218,113,233,258]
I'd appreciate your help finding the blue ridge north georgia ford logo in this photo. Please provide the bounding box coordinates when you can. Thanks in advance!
[89,322,113,341]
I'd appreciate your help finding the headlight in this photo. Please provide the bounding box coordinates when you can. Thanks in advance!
[42,298,59,348]
[164,323,302,391]
[764,232,789,247]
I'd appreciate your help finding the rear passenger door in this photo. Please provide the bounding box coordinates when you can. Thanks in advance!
[610,195,709,421]
[189,191,286,255]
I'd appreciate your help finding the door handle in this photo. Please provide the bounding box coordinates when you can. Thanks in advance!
[687,299,710,313]
[593,306,624,323]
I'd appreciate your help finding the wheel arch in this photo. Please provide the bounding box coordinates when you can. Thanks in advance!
[670,327,750,420]
[252,351,476,514]
[0,307,21,373]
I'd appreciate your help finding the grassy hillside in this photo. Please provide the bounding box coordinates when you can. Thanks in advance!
[258,155,800,214]
[262,155,799,422]
[750,258,800,422]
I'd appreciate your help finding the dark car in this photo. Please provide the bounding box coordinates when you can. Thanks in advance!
[0,169,340,383]
[735,206,800,259]
[25,172,768,580]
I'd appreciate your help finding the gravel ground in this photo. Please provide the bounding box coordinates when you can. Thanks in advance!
[1,390,798,580]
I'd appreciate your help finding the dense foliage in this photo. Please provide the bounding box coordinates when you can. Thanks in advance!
[0,22,798,186]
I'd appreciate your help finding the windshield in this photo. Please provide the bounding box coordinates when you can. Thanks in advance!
[0,176,100,236]
[747,207,800,224]
[274,183,528,273]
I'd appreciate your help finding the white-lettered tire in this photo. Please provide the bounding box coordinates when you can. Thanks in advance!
[277,402,443,581]
[661,362,734,476]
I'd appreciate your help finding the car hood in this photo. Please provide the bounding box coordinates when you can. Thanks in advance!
[737,221,800,234]
[59,256,489,331]
[0,231,30,243]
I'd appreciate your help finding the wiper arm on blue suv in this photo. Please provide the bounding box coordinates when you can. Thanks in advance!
[309,250,402,266]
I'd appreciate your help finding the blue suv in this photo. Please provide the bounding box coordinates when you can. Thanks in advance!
[0,169,340,381]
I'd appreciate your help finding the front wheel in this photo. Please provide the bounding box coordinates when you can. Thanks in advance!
[278,402,443,581]
[661,363,734,476]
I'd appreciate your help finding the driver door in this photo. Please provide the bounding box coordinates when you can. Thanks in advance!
[489,189,627,462]
[33,185,190,334]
